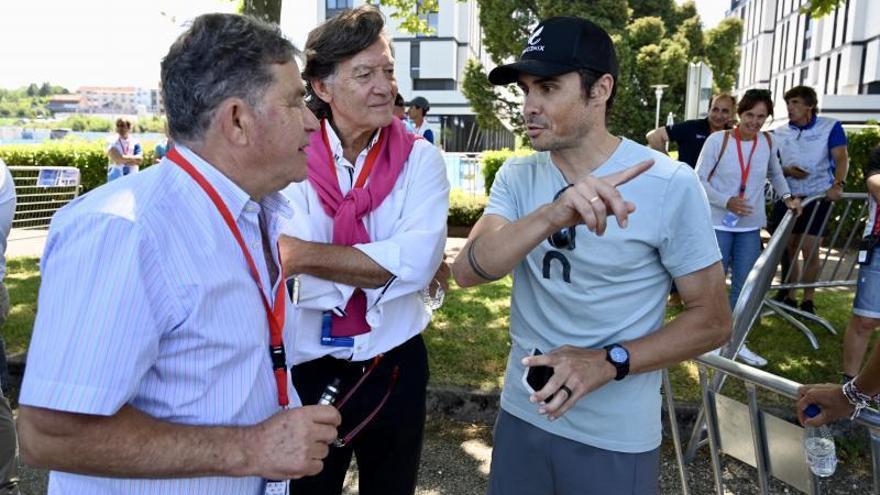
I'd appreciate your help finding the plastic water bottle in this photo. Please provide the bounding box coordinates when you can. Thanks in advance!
[803,404,838,477]
[722,211,740,227]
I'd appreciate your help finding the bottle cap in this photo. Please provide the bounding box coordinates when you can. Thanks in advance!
[804,404,821,418]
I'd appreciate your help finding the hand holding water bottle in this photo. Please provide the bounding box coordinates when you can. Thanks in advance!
[421,260,450,311]
[801,404,838,477]
[724,196,753,227]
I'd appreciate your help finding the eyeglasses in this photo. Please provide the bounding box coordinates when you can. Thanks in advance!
[329,355,399,448]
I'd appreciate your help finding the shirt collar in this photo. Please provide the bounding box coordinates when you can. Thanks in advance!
[789,114,818,131]
[172,145,292,221]
[324,120,382,167]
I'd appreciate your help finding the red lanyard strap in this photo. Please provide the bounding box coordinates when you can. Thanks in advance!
[733,127,758,198]
[321,120,386,189]
[166,148,290,408]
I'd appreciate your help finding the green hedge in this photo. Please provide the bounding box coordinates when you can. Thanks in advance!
[448,188,486,227]
[0,141,156,192]
[481,148,534,195]
[846,124,880,193]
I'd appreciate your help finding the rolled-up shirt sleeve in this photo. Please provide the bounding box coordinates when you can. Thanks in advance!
[359,142,449,309]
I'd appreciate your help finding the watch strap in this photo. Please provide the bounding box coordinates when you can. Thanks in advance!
[604,343,630,381]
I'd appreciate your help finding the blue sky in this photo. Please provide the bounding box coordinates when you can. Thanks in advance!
[0,0,728,91]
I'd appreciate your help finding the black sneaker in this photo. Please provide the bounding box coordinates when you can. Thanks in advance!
[800,300,816,314]
[771,291,788,302]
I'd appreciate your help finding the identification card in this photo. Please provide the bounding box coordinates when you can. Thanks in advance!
[263,480,289,495]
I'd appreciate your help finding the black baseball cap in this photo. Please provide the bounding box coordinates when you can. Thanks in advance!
[488,17,619,86]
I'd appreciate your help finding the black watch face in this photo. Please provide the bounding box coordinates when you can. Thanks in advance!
[609,346,628,364]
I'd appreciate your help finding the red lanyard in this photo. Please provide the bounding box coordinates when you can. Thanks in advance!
[119,138,130,155]
[321,120,386,189]
[733,127,758,198]
[166,148,290,408]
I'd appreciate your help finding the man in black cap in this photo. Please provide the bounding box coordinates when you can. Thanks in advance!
[407,96,434,143]
[452,16,730,494]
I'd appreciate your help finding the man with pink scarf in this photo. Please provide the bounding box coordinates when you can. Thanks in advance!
[278,6,449,495]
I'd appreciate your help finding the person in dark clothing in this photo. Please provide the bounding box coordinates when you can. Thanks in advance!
[646,94,736,168]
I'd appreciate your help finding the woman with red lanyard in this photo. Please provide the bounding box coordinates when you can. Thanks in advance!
[695,88,802,367]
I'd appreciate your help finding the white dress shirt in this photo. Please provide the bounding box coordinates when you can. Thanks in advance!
[20,145,299,495]
[280,124,449,363]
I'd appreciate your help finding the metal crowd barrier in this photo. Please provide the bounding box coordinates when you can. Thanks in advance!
[443,152,484,195]
[666,353,880,494]
[672,192,872,492]
[9,166,82,229]
[762,193,869,347]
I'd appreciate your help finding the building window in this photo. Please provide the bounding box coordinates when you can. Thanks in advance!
[866,81,880,95]
[413,79,456,90]
[800,66,809,84]
[326,0,352,19]
[410,42,420,79]
[802,14,812,61]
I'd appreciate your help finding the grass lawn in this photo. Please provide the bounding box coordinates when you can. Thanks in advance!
[4,255,868,408]
[4,257,39,355]
[426,277,866,407]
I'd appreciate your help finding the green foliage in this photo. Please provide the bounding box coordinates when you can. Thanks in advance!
[62,115,113,132]
[846,124,880,192]
[239,0,282,23]
[0,82,70,118]
[704,17,743,92]
[480,148,533,195]
[0,141,157,192]
[448,189,487,227]
[802,0,845,18]
[372,0,440,34]
[461,59,521,132]
[627,16,665,50]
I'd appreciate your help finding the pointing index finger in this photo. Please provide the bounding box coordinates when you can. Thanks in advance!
[602,159,654,187]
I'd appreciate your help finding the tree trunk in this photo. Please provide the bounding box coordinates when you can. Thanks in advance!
[242,0,282,24]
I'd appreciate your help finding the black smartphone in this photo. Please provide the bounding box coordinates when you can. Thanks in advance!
[522,348,554,393]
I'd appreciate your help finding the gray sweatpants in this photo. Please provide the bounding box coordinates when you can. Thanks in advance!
[487,410,659,495]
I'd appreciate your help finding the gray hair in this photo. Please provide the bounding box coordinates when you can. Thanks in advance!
[160,13,298,144]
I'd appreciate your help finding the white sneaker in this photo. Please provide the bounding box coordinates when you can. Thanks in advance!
[736,344,768,367]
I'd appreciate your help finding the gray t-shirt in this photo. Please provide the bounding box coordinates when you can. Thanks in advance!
[485,138,720,453]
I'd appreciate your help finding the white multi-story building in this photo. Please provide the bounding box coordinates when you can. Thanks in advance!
[280,0,514,151]
[730,0,880,124]
[76,86,162,115]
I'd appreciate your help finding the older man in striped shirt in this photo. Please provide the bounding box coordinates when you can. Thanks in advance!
[16,14,340,495]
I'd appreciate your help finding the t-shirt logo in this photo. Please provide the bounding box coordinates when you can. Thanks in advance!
[523,25,545,54]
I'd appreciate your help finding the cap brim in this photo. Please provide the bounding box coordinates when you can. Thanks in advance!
[488,59,578,85]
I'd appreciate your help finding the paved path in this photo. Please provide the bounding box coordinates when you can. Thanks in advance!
[7,229,48,259]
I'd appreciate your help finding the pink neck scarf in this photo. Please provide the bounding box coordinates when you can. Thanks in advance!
[307,117,418,337]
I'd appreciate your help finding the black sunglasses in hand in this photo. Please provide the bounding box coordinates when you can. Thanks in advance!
[548,184,577,250]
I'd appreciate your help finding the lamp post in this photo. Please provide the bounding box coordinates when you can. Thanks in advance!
[651,84,668,130]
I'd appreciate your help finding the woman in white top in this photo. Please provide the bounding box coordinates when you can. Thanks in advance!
[696,88,802,367]
[106,118,143,182]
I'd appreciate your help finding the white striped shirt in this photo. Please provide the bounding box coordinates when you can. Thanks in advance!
[19,145,299,495]
[280,124,449,363]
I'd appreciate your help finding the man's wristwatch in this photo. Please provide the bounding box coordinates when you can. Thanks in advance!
[781,193,792,201]
[834,180,847,188]
[604,343,630,381]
